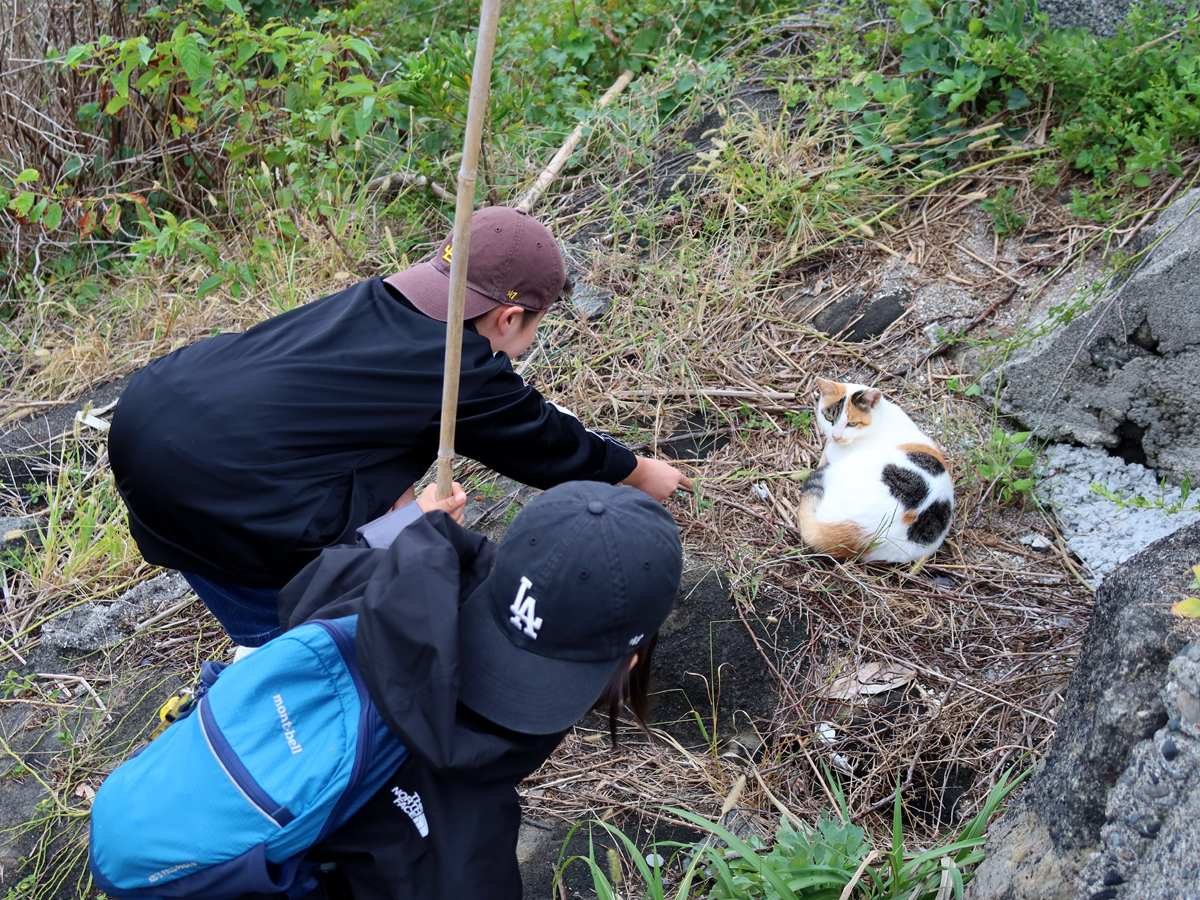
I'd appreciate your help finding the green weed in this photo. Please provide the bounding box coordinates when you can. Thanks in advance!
[1091,473,1200,514]
[561,766,1028,899]
[979,186,1027,238]
[973,428,1038,504]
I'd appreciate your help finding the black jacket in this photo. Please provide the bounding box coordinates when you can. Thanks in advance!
[276,512,563,900]
[109,277,636,588]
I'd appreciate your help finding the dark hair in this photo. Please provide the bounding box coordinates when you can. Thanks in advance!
[591,634,658,746]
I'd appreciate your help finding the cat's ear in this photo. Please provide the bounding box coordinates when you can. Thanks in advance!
[815,377,839,398]
[860,388,882,409]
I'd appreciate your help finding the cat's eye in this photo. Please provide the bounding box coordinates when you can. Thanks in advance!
[847,421,859,427]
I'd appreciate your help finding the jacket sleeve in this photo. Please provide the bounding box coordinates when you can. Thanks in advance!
[453,362,637,489]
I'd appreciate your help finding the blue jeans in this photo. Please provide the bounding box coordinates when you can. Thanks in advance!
[180,572,282,647]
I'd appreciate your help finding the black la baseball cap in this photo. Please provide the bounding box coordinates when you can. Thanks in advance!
[457,482,683,735]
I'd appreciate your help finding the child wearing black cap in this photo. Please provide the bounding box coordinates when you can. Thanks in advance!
[107,206,691,649]
[278,480,683,900]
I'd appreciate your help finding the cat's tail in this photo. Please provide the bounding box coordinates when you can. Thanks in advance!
[798,471,872,559]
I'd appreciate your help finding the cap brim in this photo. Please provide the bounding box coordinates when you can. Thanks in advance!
[385,263,500,322]
[457,580,620,735]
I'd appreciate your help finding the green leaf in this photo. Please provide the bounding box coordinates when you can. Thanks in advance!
[345,38,374,61]
[1167,160,1185,178]
[64,45,92,66]
[1171,596,1200,618]
[224,0,245,13]
[964,382,982,396]
[15,168,39,184]
[1133,173,1151,187]
[12,192,35,216]
[198,274,223,297]
[103,203,121,233]
[335,79,375,99]
[900,0,934,34]
[106,96,129,115]
[236,41,258,68]
[42,202,63,231]
[113,66,130,98]
[1007,87,1030,111]
[138,40,154,65]
[179,33,202,80]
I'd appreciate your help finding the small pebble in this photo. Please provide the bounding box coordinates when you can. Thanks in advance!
[1135,819,1161,838]
[1177,690,1200,725]
[1090,889,1119,900]
[1103,870,1125,886]
[1183,642,1200,661]
[1118,774,1134,788]
[1162,738,1178,760]
[1167,716,1181,731]
[1144,783,1170,799]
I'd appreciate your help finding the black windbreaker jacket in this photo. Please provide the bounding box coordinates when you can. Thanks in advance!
[109,277,636,588]
[277,512,564,900]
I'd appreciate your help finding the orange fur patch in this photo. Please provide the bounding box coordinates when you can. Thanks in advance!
[902,510,918,525]
[799,492,871,559]
[846,405,872,428]
[897,442,947,465]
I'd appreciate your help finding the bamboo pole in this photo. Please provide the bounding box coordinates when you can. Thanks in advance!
[435,0,503,500]
[515,68,635,214]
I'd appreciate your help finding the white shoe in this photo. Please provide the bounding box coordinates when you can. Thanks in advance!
[232,644,258,663]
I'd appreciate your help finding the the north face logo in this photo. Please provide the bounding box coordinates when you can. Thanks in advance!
[392,787,429,837]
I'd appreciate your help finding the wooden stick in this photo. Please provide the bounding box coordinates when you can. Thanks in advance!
[612,388,797,401]
[515,69,635,214]
[436,0,503,501]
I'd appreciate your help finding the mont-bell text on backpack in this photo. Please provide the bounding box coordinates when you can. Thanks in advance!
[273,694,303,754]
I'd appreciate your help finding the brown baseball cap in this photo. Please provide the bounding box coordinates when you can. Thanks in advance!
[384,207,568,321]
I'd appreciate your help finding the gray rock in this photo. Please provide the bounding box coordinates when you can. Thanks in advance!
[1038,444,1200,587]
[965,523,1196,900]
[811,287,911,343]
[1073,649,1200,900]
[982,190,1200,485]
[562,242,614,320]
[41,571,191,651]
[1040,0,1190,37]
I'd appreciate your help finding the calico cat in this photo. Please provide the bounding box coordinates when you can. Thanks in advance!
[798,378,953,563]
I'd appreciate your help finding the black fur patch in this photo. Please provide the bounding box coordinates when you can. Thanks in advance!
[908,499,952,545]
[906,451,945,476]
[850,390,874,412]
[822,397,845,423]
[802,465,827,498]
[882,464,928,508]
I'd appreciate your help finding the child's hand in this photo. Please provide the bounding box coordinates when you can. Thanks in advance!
[415,482,468,525]
[622,456,695,501]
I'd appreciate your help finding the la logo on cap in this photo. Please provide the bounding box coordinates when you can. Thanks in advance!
[509,576,543,639]
[441,243,453,263]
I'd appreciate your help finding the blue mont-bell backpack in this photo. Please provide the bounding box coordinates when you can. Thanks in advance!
[89,616,408,899]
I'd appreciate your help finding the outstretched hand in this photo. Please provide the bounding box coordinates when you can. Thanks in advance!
[621,455,695,501]
[415,481,468,525]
